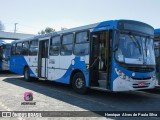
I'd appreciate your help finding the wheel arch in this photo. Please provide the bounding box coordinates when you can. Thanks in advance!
[23,65,29,75]
[70,69,84,85]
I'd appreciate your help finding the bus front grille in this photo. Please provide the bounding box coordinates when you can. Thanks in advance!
[132,83,150,88]
[131,77,151,80]
[127,67,154,72]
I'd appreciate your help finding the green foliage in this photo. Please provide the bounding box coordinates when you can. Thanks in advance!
[38,27,55,35]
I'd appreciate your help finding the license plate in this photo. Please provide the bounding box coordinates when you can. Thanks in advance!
[138,82,145,87]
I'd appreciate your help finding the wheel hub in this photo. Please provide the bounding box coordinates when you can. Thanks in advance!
[75,78,83,88]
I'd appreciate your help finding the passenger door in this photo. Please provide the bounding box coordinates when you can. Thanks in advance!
[38,38,49,78]
[28,40,38,77]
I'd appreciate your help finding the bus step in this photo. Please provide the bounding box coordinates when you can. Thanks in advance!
[39,77,46,80]
[98,80,106,88]
[90,86,109,91]
[99,71,107,80]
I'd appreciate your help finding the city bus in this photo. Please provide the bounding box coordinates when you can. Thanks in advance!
[154,29,160,85]
[0,41,11,71]
[10,20,156,94]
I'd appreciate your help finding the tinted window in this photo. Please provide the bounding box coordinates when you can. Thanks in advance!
[61,45,72,55]
[74,43,89,55]
[50,46,59,56]
[2,45,11,60]
[74,31,89,55]
[76,31,88,43]
[50,36,60,56]
[30,40,38,47]
[29,40,38,56]
[62,34,73,44]
[61,34,73,55]
[51,36,60,46]
[22,41,29,55]
[0,46,2,60]
[11,43,16,55]
[16,43,22,55]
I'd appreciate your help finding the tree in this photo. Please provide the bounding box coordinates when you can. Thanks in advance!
[0,21,5,31]
[38,27,55,35]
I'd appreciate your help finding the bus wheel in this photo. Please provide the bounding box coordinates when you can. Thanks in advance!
[24,67,31,82]
[72,72,88,94]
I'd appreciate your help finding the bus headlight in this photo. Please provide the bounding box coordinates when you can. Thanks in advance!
[115,68,130,81]
[151,75,156,81]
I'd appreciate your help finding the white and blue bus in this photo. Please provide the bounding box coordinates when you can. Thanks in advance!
[154,29,160,85]
[0,41,11,71]
[10,20,156,93]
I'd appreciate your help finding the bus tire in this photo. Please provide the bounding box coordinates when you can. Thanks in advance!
[24,67,31,82]
[72,72,88,94]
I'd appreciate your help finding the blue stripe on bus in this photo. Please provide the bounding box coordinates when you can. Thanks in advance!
[10,56,89,87]
[10,56,35,76]
[155,29,160,33]
[54,56,89,87]
[110,31,118,91]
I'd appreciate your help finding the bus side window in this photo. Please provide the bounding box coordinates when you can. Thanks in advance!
[49,36,60,56]
[16,43,22,55]
[61,34,73,56]
[22,41,29,56]
[74,31,89,55]
[29,40,38,56]
[11,43,16,55]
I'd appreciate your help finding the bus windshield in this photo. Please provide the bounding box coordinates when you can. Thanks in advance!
[154,41,160,57]
[115,33,155,65]
[2,45,11,61]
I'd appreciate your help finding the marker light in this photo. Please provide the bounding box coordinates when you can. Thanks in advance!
[115,68,130,81]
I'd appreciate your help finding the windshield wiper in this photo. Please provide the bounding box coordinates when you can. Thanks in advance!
[129,35,142,54]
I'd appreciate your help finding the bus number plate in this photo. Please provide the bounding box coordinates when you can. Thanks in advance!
[138,82,145,87]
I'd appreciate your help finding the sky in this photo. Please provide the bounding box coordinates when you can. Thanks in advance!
[0,0,160,34]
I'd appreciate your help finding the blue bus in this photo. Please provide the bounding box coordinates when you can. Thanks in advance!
[10,20,156,94]
[0,41,11,71]
[154,29,160,85]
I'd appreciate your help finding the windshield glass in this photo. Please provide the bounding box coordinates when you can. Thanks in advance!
[115,33,155,65]
[2,46,11,61]
[154,41,160,57]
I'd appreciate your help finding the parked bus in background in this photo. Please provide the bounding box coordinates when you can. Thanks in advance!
[154,29,160,85]
[10,20,156,94]
[0,40,12,71]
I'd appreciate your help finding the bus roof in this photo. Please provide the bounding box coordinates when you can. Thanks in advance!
[0,42,11,46]
[12,19,154,43]
[0,40,12,46]
[154,29,160,41]
[155,29,160,34]
[154,28,160,40]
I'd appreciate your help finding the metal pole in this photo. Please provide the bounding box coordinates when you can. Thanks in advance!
[14,23,18,33]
